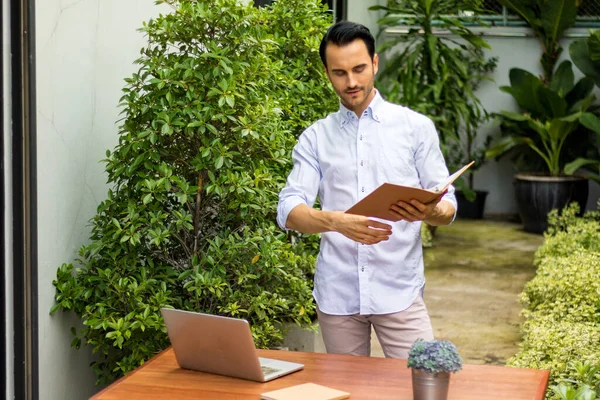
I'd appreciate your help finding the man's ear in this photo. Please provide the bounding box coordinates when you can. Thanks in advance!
[373,53,379,75]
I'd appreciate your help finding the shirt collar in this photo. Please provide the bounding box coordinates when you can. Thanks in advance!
[338,89,383,127]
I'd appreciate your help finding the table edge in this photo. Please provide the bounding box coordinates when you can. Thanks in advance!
[89,348,172,399]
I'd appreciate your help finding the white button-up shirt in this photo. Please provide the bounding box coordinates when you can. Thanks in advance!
[277,91,456,315]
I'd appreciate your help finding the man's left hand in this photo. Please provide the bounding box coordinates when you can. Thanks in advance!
[389,197,441,223]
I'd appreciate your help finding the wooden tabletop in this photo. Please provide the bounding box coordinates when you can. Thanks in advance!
[91,348,549,400]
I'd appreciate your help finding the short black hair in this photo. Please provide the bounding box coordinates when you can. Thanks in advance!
[319,21,375,69]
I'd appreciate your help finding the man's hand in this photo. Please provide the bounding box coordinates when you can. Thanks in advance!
[389,197,441,223]
[388,193,454,226]
[330,212,392,245]
[285,204,392,244]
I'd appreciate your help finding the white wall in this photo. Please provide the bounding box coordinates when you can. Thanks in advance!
[346,0,386,37]
[35,1,165,398]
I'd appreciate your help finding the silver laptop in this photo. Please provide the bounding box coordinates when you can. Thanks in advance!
[160,308,304,382]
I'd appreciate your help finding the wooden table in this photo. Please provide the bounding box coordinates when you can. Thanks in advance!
[91,348,549,399]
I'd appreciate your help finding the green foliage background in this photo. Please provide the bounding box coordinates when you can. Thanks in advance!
[52,0,337,385]
[370,0,497,190]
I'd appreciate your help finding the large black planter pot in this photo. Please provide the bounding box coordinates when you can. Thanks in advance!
[514,174,589,234]
[455,190,488,219]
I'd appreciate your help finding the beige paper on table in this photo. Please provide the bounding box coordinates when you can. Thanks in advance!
[260,382,350,400]
[345,161,474,222]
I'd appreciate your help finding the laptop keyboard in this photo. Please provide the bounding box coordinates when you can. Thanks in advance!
[261,365,282,376]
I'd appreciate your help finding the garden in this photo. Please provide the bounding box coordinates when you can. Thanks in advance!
[50,0,600,398]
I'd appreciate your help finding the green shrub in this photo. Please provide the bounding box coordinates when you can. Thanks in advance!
[537,203,600,262]
[511,201,600,395]
[548,360,600,400]
[509,317,600,381]
[520,253,600,323]
[51,0,335,385]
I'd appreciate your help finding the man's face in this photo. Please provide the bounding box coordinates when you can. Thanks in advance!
[324,39,379,115]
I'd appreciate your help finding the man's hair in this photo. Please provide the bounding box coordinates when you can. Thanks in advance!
[319,21,375,69]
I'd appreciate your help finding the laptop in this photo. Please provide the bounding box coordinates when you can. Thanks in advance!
[160,308,304,382]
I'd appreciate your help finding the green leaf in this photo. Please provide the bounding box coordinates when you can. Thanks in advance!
[580,112,600,135]
[541,0,578,43]
[497,0,540,29]
[215,156,224,169]
[564,157,599,175]
[565,77,594,108]
[486,135,532,159]
[569,39,600,87]
[588,30,600,61]
[536,85,568,118]
[501,68,545,116]
[496,110,529,122]
[549,60,574,95]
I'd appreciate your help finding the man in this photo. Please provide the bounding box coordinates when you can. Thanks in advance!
[276,21,457,359]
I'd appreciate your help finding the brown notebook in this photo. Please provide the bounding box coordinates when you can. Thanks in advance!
[260,382,350,400]
[345,161,474,222]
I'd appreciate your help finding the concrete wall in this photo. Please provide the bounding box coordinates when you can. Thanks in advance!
[347,0,386,36]
[35,0,165,398]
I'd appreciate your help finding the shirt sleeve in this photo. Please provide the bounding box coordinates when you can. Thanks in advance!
[276,127,321,231]
[414,117,458,221]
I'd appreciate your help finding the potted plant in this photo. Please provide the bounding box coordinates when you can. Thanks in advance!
[408,339,463,400]
[486,0,597,233]
[486,61,598,233]
[370,0,497,222]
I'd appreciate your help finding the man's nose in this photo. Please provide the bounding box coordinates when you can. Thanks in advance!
[347,73,357,88]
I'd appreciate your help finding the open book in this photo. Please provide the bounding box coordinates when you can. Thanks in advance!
[345,161,474,222]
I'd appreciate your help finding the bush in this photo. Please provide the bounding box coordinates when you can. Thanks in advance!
[509,317,600,381]
[51,0,336,385]
[537,203,600,262]
[510,201,600,394]
[520,253,600,323]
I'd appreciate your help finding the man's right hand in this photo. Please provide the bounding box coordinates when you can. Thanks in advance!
[285,205,392,245]
[330,211,392,245]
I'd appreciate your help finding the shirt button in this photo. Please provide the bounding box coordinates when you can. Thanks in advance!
[360,160,364,166]
[362,187,365,192]
[361,266,365,272]
[360,135,363,140]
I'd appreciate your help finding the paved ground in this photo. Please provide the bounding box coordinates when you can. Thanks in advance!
[369,219,543,364]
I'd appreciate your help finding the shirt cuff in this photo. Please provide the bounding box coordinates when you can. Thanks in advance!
[441,190,458,224]
[276,198,306,231]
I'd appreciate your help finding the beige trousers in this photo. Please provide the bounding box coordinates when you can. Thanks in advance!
[316,295,434,359]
